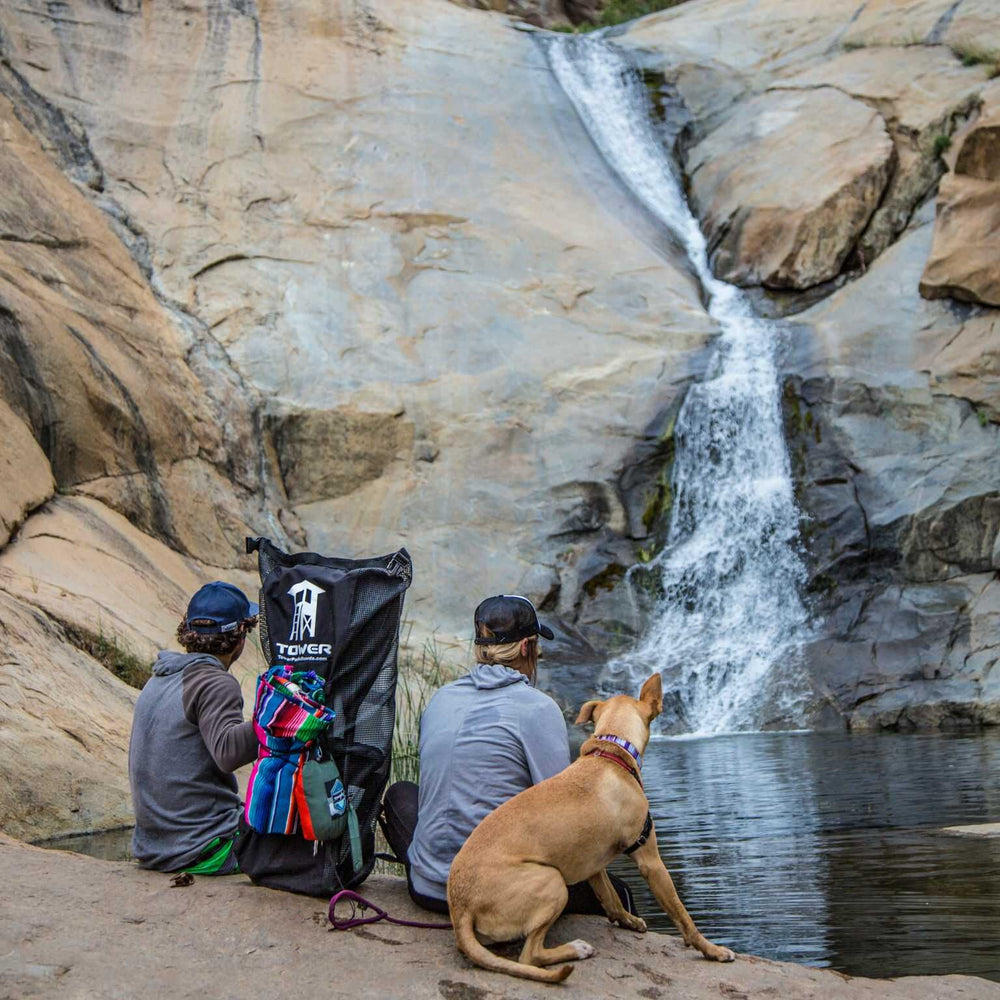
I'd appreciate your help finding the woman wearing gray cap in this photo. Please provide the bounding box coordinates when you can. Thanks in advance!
[381,595,635,917]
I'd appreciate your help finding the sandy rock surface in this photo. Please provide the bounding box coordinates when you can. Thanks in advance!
[3,836,999,1000]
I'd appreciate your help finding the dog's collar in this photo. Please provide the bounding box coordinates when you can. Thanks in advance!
[588,749,643,787]
[594,734,643,771]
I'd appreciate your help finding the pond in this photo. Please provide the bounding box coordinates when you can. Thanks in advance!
[38,732,1000,982]
[610,731,1000,982]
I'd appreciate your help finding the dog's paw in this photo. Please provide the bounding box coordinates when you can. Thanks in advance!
[705,944,736,963]
[616,914,646,933]
[568,939,595,960]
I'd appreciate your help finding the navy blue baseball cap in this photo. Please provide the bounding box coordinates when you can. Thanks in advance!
[185,582,259,634]
[474,595,554,645]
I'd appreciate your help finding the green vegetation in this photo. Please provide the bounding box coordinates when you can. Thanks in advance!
[555,0,688,33]
[390,632,452,787]
[375,632,453,873]
[978,407,990,428]
[65,623,151,689]
[950,40,1000,76]
[583,562,626,597]
[933,134,952,157]
[842,31,925,51]
[637,541,661,563]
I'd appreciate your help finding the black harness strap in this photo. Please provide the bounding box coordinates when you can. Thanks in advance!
[623,811,653,855]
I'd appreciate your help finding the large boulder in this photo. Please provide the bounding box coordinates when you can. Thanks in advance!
[623,0,995,284]
[685,87,894,289]
[780,46,988,268]
[921,83,1000,306]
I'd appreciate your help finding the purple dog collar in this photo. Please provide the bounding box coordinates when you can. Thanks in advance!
[595,734,643,771]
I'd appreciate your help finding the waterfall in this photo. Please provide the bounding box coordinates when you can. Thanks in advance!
[547,37,811,734]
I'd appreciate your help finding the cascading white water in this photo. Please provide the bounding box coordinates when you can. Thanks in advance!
[547,37,811,734]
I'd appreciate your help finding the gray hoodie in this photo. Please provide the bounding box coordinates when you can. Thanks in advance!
[128,651,258,871]
[408,662,570,900]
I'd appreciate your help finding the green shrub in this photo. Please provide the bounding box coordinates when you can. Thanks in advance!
[577,0,688,31]
[375,631,454,874]
[933,134,952,157]
[65,623,151,689]
[950,40,1000,77]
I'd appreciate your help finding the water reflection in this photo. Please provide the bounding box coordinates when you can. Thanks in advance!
[38,825,133,861]
[612,732,1000,981]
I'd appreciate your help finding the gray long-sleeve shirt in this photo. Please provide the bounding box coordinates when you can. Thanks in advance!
[408,662,570,900]
[128,651,258,871]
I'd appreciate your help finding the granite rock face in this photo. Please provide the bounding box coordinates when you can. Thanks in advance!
[0,0,714,654]
[782,214,1000,730]
[623,0,995,289]
[0,0,713,835]
[0,76,278,837]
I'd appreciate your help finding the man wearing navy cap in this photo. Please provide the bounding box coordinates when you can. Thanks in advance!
[128,582,260,874]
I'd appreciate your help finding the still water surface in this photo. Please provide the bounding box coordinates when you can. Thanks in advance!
[42,732,1000,981]
[611,731,1000,981]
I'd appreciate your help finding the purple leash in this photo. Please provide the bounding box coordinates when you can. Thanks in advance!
[328,889,452,930]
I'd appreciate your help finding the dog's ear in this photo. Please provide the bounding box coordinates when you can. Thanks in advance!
[638,673,663,720]
[575,699,603,726]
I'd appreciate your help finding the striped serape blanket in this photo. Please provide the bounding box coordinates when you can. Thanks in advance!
[244,665,336,835]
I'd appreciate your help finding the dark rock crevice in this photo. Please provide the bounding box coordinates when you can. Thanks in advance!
[64,324,178,548]
[0,36,103,191]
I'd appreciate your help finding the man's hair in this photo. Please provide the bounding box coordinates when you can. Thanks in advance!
[474,623,538,679]
[176,616,258,657]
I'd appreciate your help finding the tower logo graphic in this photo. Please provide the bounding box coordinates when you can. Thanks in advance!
[287,580,325,643]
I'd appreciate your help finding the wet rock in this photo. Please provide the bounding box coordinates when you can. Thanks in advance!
[784,213,1000,729]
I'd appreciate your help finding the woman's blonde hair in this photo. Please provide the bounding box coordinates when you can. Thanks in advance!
[475,625,538,679]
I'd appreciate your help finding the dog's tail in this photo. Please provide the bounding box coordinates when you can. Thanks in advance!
[452,909,572,984]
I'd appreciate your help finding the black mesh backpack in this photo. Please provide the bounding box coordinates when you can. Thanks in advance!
[234,536,412,896]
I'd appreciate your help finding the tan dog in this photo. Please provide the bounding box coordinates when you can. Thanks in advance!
[447,673,735,983]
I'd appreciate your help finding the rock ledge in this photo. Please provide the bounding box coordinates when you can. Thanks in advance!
[2,835,998,1000]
